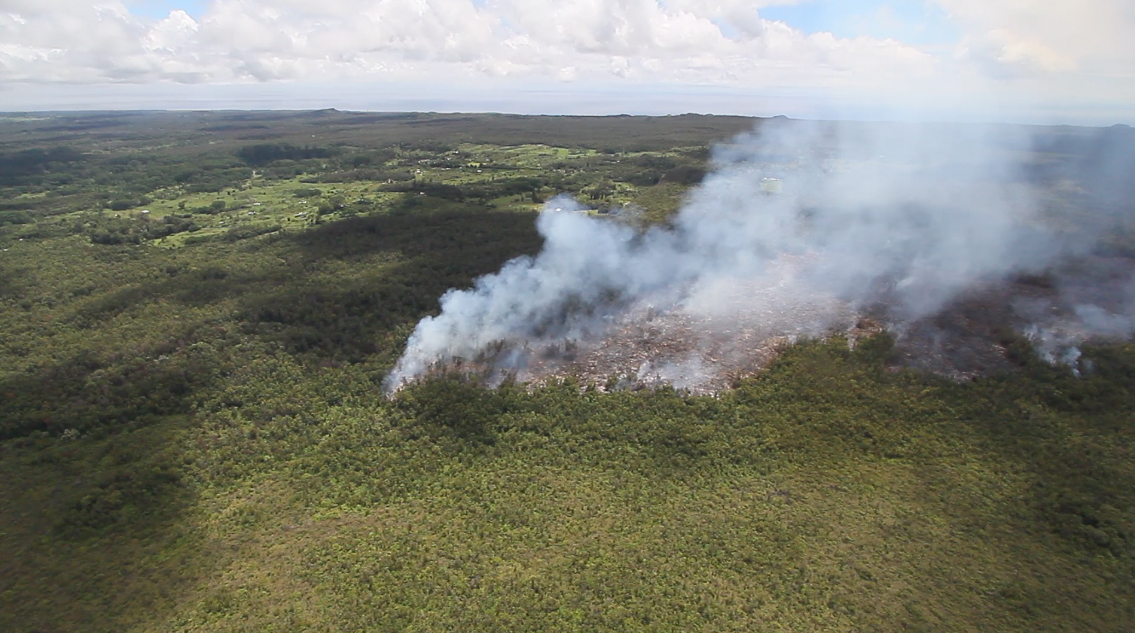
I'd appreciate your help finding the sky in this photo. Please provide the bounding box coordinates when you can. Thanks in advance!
[1,1,1133,123]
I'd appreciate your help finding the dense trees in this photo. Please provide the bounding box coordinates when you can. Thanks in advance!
[2,111,1134,632]
[0,146,85,185]
[236,143,336,166]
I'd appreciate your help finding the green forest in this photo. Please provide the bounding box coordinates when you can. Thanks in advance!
[1,111,1133,632]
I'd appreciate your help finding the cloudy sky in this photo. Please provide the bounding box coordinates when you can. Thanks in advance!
[1,1,1133,123]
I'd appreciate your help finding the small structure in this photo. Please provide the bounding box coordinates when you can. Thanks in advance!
[760,178,783,194]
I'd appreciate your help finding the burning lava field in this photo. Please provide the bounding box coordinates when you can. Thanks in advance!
[2,111,1135,631]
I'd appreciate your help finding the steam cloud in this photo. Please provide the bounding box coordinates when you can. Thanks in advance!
[385,119,1135,392]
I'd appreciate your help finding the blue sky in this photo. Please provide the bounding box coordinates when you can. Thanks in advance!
[760,1,961,46]
[125,0,209,19]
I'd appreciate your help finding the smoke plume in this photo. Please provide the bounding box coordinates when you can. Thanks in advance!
[385,119,1135,392]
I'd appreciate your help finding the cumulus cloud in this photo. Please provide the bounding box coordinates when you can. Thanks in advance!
[958,28,1077,78]
[942,0,1134,70]
[0,1,1131,117]
[0,1,931,86]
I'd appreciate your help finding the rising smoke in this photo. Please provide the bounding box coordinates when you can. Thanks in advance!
[385,119,1135,393]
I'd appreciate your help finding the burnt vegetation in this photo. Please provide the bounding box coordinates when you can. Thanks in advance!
[1,111,1134,632]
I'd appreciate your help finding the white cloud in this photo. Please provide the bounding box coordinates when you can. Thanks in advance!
[0,1,933,84]
[958,28,1078,77]
[0,0,1131,120]
[940,0,1134,73]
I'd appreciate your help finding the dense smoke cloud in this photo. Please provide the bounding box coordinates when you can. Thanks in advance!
[385,119,1134,392]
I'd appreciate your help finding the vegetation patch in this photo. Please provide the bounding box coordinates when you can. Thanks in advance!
[1,111,1133,632]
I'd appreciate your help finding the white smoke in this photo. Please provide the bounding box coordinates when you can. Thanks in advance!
[384,119,1131,392]
[1019,268,1135,373]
